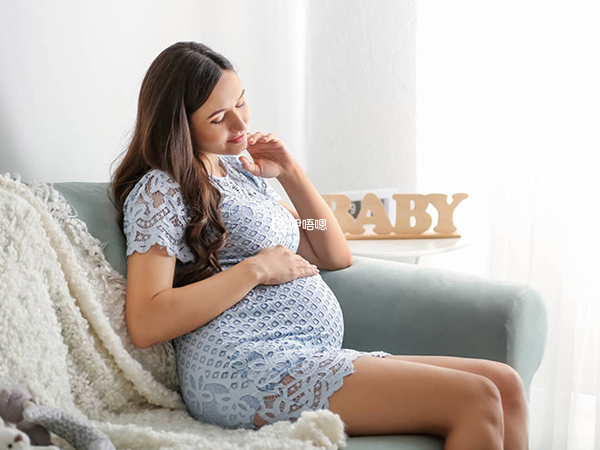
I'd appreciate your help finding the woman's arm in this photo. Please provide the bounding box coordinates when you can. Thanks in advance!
[278,200,325,269]
[127,245,266,349]
[276,164,353,271]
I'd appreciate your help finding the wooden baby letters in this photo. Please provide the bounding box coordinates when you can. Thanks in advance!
[322,193,468,239]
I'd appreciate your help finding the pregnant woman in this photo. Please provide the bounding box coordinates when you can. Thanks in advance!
[111,41,529,450]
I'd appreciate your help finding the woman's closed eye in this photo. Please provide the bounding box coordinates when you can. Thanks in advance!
[211,101,246,125]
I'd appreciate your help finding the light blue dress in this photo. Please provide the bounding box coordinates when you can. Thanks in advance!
[123,154,391,430]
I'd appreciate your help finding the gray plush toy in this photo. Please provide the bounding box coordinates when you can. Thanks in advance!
[0,384,115,450]
[0,386,52,447]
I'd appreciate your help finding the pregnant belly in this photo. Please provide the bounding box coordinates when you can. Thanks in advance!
[216,273,345,351]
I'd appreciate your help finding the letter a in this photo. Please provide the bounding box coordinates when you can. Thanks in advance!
[355,193,394,235]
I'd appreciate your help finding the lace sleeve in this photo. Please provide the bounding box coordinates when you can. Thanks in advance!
[123,170,195,263]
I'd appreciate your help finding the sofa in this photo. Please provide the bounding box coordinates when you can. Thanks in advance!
[51,181,547,450]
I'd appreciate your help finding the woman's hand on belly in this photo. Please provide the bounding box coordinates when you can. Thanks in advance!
[248,245,319,285]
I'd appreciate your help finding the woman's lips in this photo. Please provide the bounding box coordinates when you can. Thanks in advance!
[228,132,246,143]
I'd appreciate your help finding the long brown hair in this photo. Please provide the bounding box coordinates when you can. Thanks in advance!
[110,41,235,288]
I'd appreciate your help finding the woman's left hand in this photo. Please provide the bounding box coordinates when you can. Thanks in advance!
[239,132,298,179]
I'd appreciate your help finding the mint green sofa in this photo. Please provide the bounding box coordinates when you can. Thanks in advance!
[53,181,547,450]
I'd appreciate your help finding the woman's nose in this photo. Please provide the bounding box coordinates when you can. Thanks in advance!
[230,110,247,132]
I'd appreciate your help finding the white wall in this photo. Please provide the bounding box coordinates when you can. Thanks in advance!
[305,0,416,194]
[0,0,307,184]
[0,0,416,200]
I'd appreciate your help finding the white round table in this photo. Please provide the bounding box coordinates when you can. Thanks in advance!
[347,237,470,264]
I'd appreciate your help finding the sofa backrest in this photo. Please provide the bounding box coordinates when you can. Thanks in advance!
[53,182,128,278]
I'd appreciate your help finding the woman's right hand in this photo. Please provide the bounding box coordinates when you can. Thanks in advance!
[250,245,319,285]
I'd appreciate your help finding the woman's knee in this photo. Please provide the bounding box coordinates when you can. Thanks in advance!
[464,375,505,432]
[492,362,528,409]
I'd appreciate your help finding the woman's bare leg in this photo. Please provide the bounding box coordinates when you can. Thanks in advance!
[326,356,505,450]
[384,355,529,450]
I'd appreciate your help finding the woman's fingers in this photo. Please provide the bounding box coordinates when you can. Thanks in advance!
[247,132,279,145]
[261,133,277,143]
[297,258,318,271]
[290,253,319,276]
[239,155,259,174]
[308,264,319,274]
[247,132,264,145]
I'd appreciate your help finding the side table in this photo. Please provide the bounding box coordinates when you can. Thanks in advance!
[347,237,470,264]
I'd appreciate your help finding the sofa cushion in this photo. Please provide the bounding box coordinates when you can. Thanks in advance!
[53,182,128,278]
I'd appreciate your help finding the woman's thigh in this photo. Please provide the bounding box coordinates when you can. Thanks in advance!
[384,355,527,406]
[327,355,504,437]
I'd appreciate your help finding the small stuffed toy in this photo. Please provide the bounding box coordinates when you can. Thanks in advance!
[0,384,115,450]
[0,415,59,450]
[0,385,53,446]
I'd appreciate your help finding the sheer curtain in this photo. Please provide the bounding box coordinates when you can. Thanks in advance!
[416,1,600,449]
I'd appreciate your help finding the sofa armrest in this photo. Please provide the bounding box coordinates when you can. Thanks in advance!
[320,256,547,401]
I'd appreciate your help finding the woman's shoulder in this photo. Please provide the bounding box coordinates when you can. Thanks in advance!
[122,169,193,262]
[134,169,181,194]
[124,168,185,213]
[140,168,180,190]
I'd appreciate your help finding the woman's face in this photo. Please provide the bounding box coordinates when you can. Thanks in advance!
[190,70,250,172]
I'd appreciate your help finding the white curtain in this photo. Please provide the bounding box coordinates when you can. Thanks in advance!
[416,1,600,449]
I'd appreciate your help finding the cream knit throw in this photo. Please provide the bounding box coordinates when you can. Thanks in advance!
[0,173,348,450]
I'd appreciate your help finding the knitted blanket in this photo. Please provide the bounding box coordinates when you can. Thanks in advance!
[0,173,348,450]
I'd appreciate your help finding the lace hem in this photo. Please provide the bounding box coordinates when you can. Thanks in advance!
[251,349,392,428]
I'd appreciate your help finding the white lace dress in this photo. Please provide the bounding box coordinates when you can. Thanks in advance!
[123,155,391,430]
